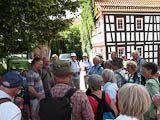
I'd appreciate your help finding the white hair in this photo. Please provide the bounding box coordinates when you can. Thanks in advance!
[102,69,116,83]
[131,50,139,56]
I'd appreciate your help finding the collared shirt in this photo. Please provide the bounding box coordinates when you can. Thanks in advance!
[80,59,92,71]
[0,90,21,120]
[103,82,119,104]
[27,69,44,99]
[71,60,80,79]
[50,83,94,120]
[88,64,103,76]
[136,57,146,73]
[144,78,160,119]
[115,114,138,120]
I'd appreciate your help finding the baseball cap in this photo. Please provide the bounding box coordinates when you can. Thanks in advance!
[82,53,88,57]
[2,71,23,88]
[71,53,76,57]
[52,60,74,77]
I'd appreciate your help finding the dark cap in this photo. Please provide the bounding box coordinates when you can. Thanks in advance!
[52,60,74,77]
[2,71,23,88]
[112,57,123,68]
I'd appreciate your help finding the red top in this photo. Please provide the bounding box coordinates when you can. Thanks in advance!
[88,92,111,120]
[0,77,2,85]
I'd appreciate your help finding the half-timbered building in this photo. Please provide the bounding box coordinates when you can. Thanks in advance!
[92,0,160,65]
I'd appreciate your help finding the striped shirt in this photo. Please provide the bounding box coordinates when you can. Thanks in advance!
[71,60,80,79]
[27,69,44,99]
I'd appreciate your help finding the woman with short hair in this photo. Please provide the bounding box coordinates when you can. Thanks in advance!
[142,62,160,120]
[116,83,151,120]
[50,54,58,69]
[102,69,118,104]
[87,74,118,120]
[125,60,145,85]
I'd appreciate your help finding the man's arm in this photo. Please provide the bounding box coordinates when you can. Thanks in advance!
[28,86,40,100]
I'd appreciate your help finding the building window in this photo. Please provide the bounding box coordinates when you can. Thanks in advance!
[136,47,143,57]
[136,18,143,31]
[118,47,125,57]
[116,17,124,31]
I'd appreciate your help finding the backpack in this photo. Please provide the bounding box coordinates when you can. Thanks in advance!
[39,88,77,120]
[0,98,11,104]
[89,91,115,120]
[115,72,127,87]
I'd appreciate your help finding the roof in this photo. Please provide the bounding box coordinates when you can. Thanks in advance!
[95,0,160,13]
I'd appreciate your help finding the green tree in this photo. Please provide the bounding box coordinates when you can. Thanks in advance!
[51,23,82,59]
[0,0,81,58]
[80,0,96,55]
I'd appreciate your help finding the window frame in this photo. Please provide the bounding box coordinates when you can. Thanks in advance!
[135,17,144,31]
[118,47,125,57]
[136,46,143,57]
[116,17,125,31]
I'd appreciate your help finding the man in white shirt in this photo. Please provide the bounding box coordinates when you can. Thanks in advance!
[80,53,92,74]
[0,71,23,120]
[70,53,80,89]
[80,53,92,89]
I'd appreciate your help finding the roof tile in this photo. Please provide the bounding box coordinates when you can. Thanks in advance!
[95,0,160,12]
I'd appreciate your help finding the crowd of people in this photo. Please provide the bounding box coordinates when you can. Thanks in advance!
[0,50,160,120]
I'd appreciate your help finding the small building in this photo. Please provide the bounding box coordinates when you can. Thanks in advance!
[92,0,160,65]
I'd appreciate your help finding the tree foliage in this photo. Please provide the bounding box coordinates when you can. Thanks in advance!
[80,0,96,55]
[0,0,81,58]
[51,23,82,59]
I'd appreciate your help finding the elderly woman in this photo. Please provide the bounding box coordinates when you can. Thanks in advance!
[102,69,119,104]
[87,74,118,120]
[51,54,58,62]
[142,62,160,120]
[50,54,58,68]
[116,83,151,120]
[125,60,145,85]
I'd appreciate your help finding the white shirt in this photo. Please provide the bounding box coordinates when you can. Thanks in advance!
[80,59,92,71]
[115,114,138,120]
[0,90,21,120]
[71,60,80,79]
[103,82,119,104]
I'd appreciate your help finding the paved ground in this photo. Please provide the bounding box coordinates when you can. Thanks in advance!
[80,71,87,91]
